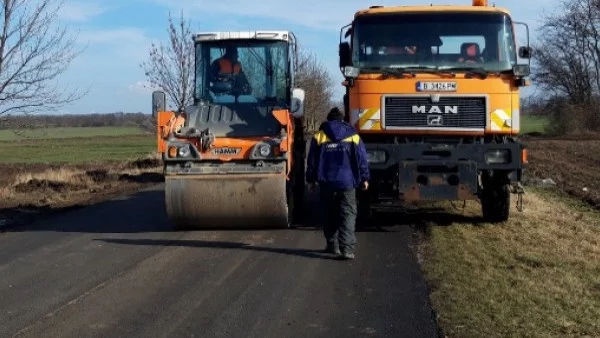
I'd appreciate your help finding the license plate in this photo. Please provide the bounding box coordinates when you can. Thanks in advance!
[212,147,241,155]
[416,81,457,92]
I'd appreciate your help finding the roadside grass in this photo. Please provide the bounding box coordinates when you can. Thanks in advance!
[0,126,147,141]
[0,134,156,164]
[419,188,600,338]
[0,151,162,213]
[521,115,550,135]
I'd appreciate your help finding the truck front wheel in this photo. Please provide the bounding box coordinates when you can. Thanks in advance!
[480,176,510,223]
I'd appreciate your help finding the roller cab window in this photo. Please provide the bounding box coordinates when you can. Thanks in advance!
[194,40,289,105]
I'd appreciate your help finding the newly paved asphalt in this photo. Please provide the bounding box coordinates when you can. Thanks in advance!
[0,184,439,338]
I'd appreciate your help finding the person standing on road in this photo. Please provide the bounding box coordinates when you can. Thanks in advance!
[306,107,370,260]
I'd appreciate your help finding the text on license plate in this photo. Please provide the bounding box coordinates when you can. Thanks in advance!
[416,81,457,92]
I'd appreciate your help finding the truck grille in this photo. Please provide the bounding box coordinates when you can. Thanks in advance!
[383,96,486,130]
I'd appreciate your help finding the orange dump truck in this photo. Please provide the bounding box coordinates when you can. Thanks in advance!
[338,0,530,222]
[153,31,306,230]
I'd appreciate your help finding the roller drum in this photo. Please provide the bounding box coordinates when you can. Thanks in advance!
[165,173,289,229]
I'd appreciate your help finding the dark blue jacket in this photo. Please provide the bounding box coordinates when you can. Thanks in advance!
[306,120,370,190]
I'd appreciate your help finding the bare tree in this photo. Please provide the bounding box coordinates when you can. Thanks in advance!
[294,44,335,132]
[0,0,84,117]
[140,11,194,112]
[531,0,600,131]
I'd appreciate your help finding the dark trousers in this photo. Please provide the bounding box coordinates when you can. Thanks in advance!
[319,186,357,253]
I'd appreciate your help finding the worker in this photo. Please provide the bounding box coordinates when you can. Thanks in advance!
[210,46,251,95]
[458,42,483,64]
[306,107,370,260]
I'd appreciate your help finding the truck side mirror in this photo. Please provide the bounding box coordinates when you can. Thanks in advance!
[518,46,532,59]
[339,42,351,68]
[291,88,305,118]
[152,91,166,118]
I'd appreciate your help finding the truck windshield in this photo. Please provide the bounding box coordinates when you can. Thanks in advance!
[195,40,289,104]
[351,12,517,72]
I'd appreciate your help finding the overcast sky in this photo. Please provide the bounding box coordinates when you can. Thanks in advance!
[54,0,562,114]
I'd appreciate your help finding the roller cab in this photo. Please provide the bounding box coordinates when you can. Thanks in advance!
[153,31,306,230]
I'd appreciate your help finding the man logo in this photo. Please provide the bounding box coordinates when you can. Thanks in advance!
[427,115,443,126]
[412,105,458,114]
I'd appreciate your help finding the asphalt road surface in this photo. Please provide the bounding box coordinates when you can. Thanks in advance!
[0,184,439,338]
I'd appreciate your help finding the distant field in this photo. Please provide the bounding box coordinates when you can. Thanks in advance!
[0,126,147,141]
[0,127,156,164]
[521,115,550,134]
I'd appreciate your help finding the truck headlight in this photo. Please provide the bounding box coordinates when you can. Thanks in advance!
[367,150,386,163]
[485,149,510,164]
[343,66,359,78]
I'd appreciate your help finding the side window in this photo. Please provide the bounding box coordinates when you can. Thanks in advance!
[439,36,486,55]
[238,47,267,99]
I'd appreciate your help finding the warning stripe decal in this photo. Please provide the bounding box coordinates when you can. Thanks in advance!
[357,108,381,130]
[490,109,512,131]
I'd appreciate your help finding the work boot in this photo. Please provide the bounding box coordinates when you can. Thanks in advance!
[339,251,355,260]
[324,243,340,255]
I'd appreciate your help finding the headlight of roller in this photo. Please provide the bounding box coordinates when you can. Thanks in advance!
[178,145,191,157]
[258,143,271,157]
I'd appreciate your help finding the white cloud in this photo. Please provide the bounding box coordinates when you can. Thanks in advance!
[128,81,161,95]
[77,27,148,44]
[58,2,110,21]
[152,0,562,32]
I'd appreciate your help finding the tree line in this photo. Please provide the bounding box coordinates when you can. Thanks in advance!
[0,112,154,130]
[527,0,600,135]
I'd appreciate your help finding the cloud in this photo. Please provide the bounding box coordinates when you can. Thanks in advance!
[77,27,148,44]
[152,0,562,32]
[128,81,160,95]
[58,2,110,22]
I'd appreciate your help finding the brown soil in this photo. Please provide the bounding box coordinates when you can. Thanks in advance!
[523,135,600,209]
[0,158,163,229]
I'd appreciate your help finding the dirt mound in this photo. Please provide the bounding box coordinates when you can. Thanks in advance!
[13,179,85,194]
[85,169,117,183]
[526,138,600,209]
[128,158,161,169]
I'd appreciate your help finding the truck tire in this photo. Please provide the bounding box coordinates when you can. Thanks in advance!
[481,181,510,223]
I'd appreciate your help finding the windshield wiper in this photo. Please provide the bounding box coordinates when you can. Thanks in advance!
[393,66,456,77]
[361,66,455,78]
[360,67,414,78]
[438,66,492,79]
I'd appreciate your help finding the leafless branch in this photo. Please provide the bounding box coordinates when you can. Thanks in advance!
[293,42,335,132]
[531,0,600,132]
[0,0,85,117]
[140,11,194,111]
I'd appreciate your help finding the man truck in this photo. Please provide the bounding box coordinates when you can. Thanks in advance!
[338,0,530,223]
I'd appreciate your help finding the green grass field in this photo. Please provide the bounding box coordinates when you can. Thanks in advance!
[0,127,156,164]
[521,115,550,134]
[0,126,147,141]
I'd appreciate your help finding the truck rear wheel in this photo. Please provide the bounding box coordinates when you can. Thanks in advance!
[481,178,510,223]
